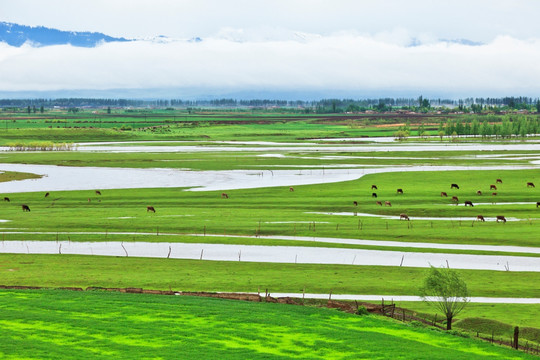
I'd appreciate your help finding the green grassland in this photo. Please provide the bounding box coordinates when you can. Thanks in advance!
[1,169,538,247]
[0,289,535,359]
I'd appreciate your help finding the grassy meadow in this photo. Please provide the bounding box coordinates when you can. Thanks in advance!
[0,110,539,357]
[0,289,536,360]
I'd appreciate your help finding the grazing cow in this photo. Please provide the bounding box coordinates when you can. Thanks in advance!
[376,201,383,206]
[44,192,49,198]
[3,197,9,202]
[146,206,156,213]
[371,185,378,190]
[451,183,460,189]
[396,188,404,194]
[496,179,503,184]
[353,201,358,206]
[476,215,485,222]
[289,187,294,192]
[527,182,535,188]
[464,201,474,207]
[384,201,392,207]
[399,213,410,221]
[372,193,377,198]
[95,190,102,195]
[476,190,482,195]
[492,192,497,196]
[221,193,229,199]
[441,192,448,197]
[536,202,540,208]
[496,215,507,223]
[490,185,497,190]
[451,196,459,202]
[21,204,30,212]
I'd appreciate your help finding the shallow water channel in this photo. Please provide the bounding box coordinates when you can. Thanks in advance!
[1,240,538,272]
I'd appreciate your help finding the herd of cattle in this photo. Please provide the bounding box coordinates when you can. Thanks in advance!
[353,180,539,222]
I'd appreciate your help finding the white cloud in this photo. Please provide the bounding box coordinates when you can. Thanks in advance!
[1,34,539,97]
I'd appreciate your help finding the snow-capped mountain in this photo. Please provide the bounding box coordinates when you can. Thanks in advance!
[0,22,130,47]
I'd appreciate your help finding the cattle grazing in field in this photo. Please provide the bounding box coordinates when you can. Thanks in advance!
[289,187,294,192]
[372,193,377,198]
[476,190,482,195]
[496,215,507,223]
[451,183,460,189]
[451,196,459,203]
[146,206,156,213]
[221,193,229,199]
[44,192,49,198]
[464,201,474,207]
[492,192,497,196]
[353,201,358,206]
[95,190,102,195]
[371,185,378,190]
[490,185,497,190]
[536,202,540,208]
[476,215,485,222]
[399,213,409,221]
[3,197,9,202]
[21,204,30,212]
[384,201,391,207]
[396,188,403,194]
[496,179,503,184]
[441,192,448,197]
[527,182,535,188]
[376,201,382,206]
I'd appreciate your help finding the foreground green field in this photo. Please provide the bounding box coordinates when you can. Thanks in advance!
[0,289,534,359]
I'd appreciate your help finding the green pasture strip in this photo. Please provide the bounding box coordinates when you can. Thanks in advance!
[0,149,521,170]
[0,289,532,360]
[0,232,538,258]
[396,302,540,341]
[0,171,42,183]
[0,167,538,246]
[1,254,540,298]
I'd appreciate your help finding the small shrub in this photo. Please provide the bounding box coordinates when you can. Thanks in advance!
[356,306,369,316]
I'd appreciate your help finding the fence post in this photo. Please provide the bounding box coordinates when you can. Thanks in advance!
[514,326,519,349]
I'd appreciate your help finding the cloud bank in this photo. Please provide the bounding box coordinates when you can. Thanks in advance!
[1,33,539,98]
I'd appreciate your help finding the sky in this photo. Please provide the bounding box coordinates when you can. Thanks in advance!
[1,0,540,99]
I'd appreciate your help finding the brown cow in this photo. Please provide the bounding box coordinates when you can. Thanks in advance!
[384,201,391,207]
[396,188,403,194]
[146,206,156,213]
[527,182,535,188]
[95,190,102,195]
[371,185,378,190]
[490,185,497,190]
[496,179,503,184]
[372,193,377,198]
[353,201,358,206]
[44,192,50,198]
[441,192,448,197]
[476,190,482,195]
[476,215,485,222]
[289,187,294,192]
[451,183,459,189]
[221,193,229,199]
[492,192,497,196]
[464,201,474,207]
[3,197,9,202]
[399,213,410,221]
[496,215,507,223]
[21,204,30,212]
[451,196,459,202]
[376,201,382,206]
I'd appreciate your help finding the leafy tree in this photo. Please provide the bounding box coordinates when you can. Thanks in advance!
[419,266,469,330]
[107,106,111,114]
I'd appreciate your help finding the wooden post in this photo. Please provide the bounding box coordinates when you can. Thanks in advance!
[514,326,519,349]
[302,287,305,305]
[328,290,332,301]
[203,225,206,236]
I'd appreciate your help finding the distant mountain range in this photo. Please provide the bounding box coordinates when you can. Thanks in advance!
[0,22,130,47]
